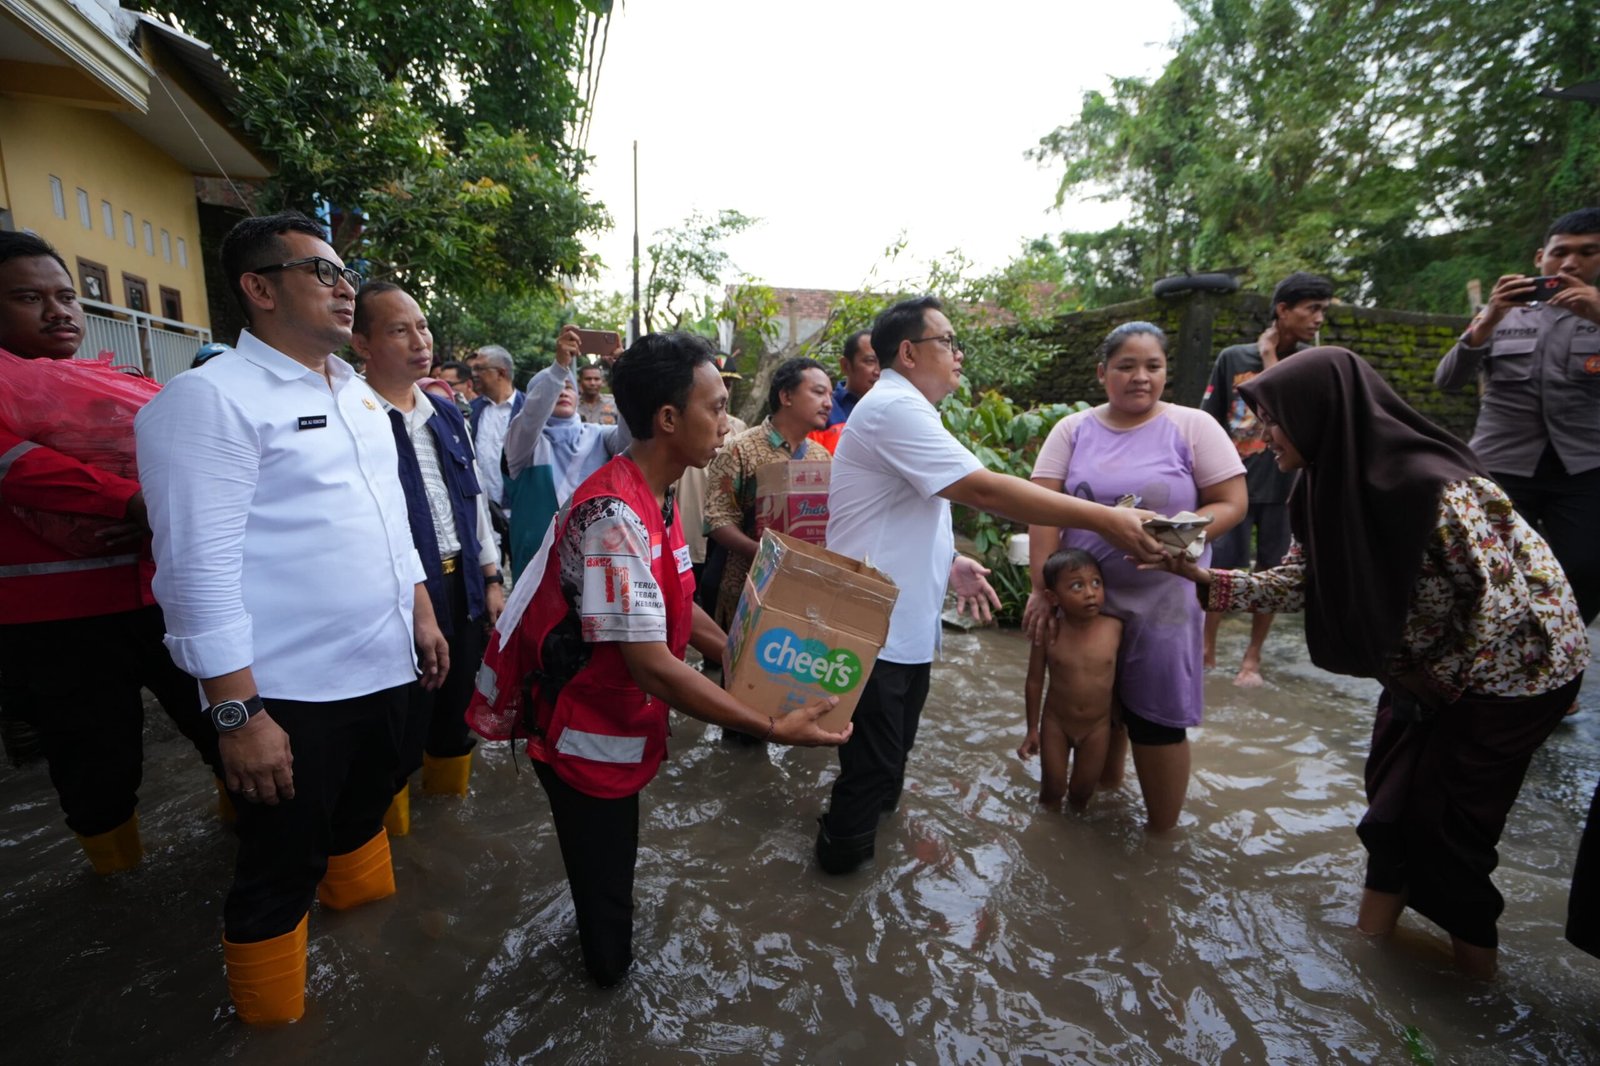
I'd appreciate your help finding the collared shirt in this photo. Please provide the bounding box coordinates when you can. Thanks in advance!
[577,393,619,426]
[135,330,426,702]
[826,380,861,427]
[474,395,516,505]
[1435,302,1600,476]
[703,416,829,620]
[378,384,497,567]
[826,368,984,664]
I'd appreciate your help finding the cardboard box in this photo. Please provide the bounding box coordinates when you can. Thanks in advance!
[723,530,899,733]
[754,459,831,546]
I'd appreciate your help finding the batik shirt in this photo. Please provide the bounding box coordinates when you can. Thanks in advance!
[702,417,830,623]
[1207,478,1590,700]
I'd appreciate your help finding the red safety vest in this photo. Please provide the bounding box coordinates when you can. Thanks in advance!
[467,455,693,798]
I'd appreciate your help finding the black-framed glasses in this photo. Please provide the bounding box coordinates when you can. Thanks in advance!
[910,333,962,352]
[249,256,363,290]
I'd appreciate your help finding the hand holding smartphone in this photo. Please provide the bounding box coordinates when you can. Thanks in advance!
[574,329,621,359]
[1506,276,1564,303]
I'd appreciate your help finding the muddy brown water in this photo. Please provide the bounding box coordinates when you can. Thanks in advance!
[3,617,1599,1064]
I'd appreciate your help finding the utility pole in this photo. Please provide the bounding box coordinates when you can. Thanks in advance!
[630,139,640,344]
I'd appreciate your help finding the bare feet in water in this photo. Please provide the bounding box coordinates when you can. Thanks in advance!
[1234,658,1265,688]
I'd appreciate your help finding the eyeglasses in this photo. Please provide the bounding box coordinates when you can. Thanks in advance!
[910,334,962,352]
[249,256,363,290]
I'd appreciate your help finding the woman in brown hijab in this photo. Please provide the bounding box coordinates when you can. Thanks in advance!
[1153,347,1588,977]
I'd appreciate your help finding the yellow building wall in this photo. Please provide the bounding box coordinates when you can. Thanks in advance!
[0,95,211,329]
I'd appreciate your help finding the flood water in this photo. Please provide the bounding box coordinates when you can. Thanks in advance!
[4,617,1600,1064]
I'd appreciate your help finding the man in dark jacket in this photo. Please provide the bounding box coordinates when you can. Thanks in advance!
[354,282,504,818]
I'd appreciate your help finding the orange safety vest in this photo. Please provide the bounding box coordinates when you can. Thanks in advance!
[467,455,693,798]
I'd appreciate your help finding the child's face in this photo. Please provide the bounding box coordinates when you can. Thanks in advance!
[1048,566,1104,619]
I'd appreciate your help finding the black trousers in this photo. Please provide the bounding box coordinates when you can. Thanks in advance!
[396,568,483,787]
[1494,448,1600,625]
[1568,774,1600,957]
[0,605,220,836]
[225,685,407,943]
[822,660,933,840]
[534,760,638,987]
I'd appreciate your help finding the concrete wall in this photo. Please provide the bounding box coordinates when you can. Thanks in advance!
[1012,290,1479,440]
[0,96,212,328]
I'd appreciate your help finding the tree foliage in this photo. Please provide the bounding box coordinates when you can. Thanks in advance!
[1033,0,1600,312]
[146,1,611,301]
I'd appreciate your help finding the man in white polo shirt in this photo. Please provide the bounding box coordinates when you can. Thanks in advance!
[819,295,1165,874]
[136,211,449,1024]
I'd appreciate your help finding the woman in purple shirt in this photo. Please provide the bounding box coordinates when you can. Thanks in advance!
[1025,322,1246,831]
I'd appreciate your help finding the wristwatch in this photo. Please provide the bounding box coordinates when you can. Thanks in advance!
[485,571,505,586]
[209,695,266,733]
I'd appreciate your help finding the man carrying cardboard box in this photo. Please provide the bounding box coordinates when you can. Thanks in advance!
[468,331,850,987]
[704,356,834,628]
[819,295,1167,874]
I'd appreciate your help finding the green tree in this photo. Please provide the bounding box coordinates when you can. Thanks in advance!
[145,3,611,302]
[639,209,761,334]
[1031,0,1600,312]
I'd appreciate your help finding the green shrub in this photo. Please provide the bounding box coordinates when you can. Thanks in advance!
[939,381,1090,624]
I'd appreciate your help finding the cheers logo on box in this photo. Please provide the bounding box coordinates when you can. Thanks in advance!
[755,627,863,694]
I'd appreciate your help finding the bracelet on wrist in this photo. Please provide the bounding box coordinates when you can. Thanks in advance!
[762,715,776,742]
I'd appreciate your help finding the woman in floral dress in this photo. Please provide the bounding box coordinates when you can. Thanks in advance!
[1154,347,1588,979]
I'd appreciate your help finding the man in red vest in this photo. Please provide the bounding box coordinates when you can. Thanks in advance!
[471,330,850,987]
[0,231,218,874]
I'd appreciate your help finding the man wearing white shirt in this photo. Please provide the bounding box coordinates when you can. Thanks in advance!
[819,295,1166,874]
[467,343,525,538]
[353,281,505,820]
[136,212,449,1024]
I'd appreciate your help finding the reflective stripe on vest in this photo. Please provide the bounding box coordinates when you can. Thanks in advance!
[475,660,499,703]
[0,553,139,578]
[554,727,647,765]
[0,441,40,497]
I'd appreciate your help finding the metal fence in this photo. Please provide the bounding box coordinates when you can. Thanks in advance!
[78,298,211,384]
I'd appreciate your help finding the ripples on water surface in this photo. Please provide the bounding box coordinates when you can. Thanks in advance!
[3,618,1599,1064]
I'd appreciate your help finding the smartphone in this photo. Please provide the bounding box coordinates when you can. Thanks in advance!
[574,328,621,357]
[1508,276,1564,303]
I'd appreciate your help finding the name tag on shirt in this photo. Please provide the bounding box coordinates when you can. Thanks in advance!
[297,415,328,431]
[674,544,692,574]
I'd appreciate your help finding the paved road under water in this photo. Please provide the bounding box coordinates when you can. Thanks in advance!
[4,617,1600,1064]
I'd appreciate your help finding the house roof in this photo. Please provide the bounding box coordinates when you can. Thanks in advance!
[0,1,270,179]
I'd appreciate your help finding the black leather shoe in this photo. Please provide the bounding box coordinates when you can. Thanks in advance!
[815,819,876,875]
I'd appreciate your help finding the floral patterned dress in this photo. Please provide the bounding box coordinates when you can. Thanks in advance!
[1207,477,1589,700]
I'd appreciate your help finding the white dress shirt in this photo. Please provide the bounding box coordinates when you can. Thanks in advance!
[826,368,983,665]
[380,385,497,566]
[474,395,515,506]
[135,331,426,702]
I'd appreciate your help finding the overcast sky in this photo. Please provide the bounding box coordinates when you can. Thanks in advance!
[579,0,1184,298]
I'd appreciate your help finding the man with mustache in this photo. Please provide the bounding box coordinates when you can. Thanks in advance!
[0,231,219,874]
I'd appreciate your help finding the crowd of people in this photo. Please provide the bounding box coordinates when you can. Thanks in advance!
[0,203,1598,1024]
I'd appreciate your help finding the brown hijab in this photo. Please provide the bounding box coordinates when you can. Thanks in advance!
[1235,348,1486,681]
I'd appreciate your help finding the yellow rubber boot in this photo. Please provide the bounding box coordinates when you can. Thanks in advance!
[76,812,143,874]
[216,779,237,826]
[316,828,397,911]
[382,783,410,837]
[223,913,307,1024]
[421,751,473,796]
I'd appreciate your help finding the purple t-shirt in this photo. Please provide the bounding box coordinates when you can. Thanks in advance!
[1034,404,1244,728]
